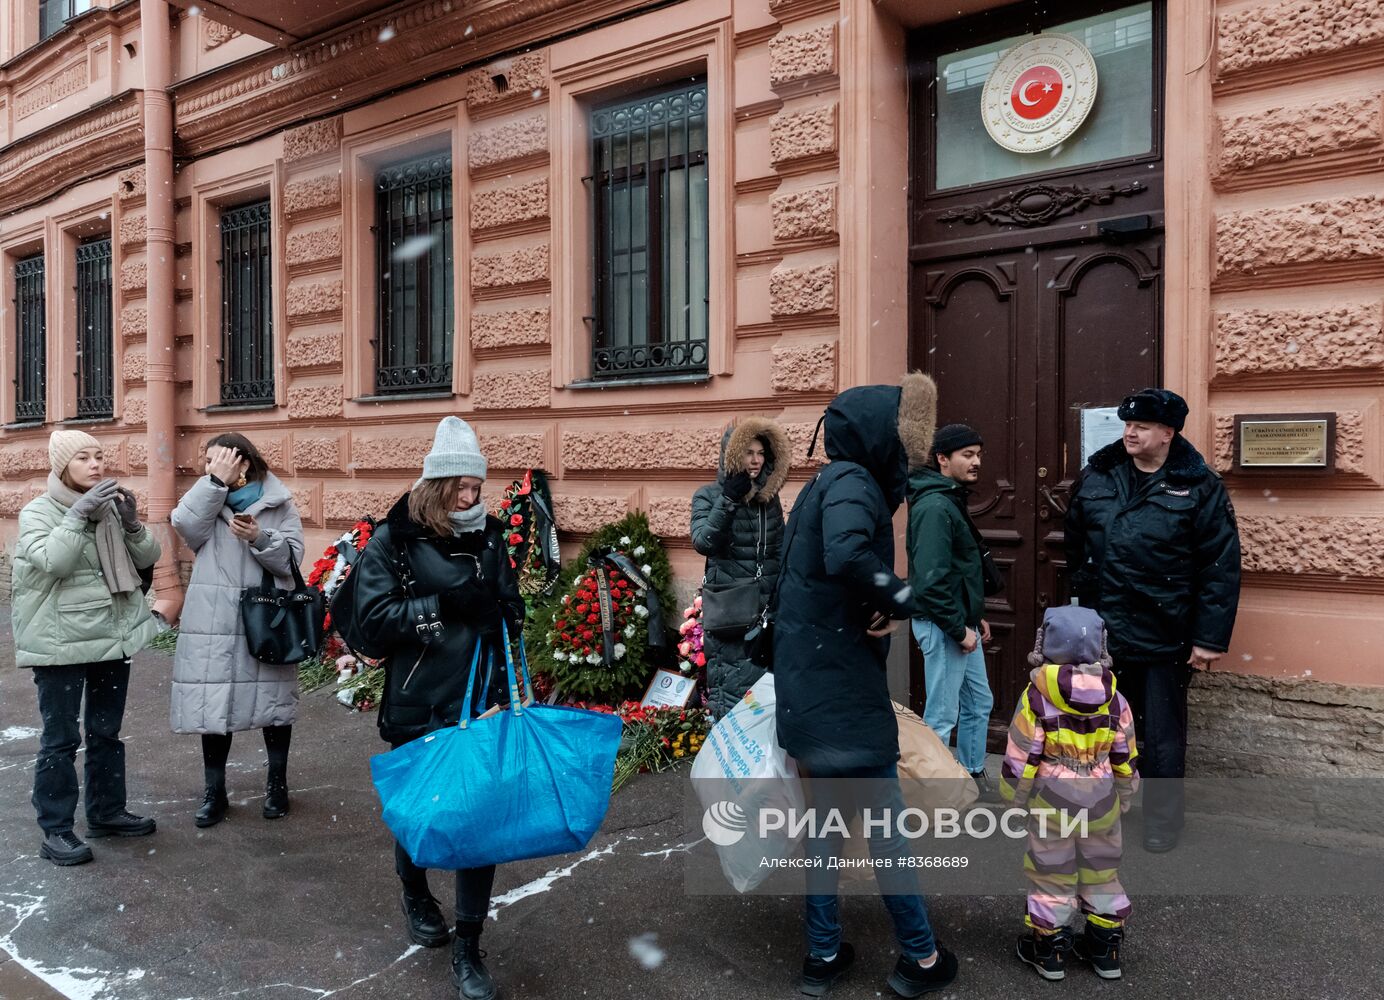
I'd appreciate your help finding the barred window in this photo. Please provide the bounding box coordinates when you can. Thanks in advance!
[374,153,454,395]
[219,200,275,406]
[14,254,46,423]
[75,237,113,420]
[590,81,709,380]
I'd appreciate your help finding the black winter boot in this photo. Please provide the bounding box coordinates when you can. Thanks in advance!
[1073,921,1124,979]
[40,831,94,866]
[87,810,156,838]
[263,769,289,819]
[451,921,497,1000]
[1016,927,1072,981]
[196,779,229,828]
[400,888,450,948]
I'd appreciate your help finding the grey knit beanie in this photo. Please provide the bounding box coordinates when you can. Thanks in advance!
[421,416,487,481]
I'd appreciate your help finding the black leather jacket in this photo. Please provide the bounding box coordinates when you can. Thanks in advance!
[350,493,526,744]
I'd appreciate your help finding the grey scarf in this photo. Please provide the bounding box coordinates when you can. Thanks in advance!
[46,473,141,594]
[448,503,488,536]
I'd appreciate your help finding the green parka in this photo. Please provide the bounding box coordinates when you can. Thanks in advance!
[906,467,984,643]
[11,494,162,668]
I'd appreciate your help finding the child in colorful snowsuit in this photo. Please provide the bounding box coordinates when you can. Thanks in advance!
[1001,605,1139,981]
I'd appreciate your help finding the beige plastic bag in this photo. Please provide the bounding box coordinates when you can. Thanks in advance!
[838,702,979,880]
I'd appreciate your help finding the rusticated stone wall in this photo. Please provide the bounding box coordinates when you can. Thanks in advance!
[1209,0,1384,608]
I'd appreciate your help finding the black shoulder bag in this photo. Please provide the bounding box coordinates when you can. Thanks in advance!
[960,506,1004,597]
[241,559,328,666]
[744,474,819,669]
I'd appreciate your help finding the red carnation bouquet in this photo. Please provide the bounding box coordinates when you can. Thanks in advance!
[550,566,639,669]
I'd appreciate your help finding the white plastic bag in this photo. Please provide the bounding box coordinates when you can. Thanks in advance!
[689,673,805,892]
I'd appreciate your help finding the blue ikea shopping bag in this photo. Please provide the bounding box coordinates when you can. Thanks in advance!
[369,622,623,871]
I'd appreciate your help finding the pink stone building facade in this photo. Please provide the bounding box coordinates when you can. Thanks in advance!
[1,0,1380,773]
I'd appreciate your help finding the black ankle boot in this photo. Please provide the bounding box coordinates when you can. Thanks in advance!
[401,888,450,948]
[195,779,229,828]
[451,922,496,1000]
[1016,928,1072,981]
[263,769,289,819]
[1073,922,1123,979]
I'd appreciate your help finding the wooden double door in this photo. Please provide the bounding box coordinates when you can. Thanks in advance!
[905,1,1167,741]
[909,239,1162,734]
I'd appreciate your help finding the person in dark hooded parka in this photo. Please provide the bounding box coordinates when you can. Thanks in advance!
[690,417,789,718]
[774,373,960,999]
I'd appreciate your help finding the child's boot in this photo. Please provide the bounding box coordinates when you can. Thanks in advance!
[1016,927,1071,981]
[1073,921,1123,979]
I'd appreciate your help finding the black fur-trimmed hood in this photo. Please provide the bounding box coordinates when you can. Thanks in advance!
[1086,434,1212,485]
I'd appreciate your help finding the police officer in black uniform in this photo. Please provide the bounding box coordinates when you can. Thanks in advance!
[1064,388,1241,853]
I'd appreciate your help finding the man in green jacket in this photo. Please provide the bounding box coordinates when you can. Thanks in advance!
[906,424,995,800]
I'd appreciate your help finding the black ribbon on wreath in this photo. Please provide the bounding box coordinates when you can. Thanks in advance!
[585,546,666,667]
[528,471,562,596]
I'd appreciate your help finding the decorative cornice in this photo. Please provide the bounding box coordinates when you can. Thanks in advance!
[0,93,143,215]
[938,181,1146,228]
[1212,147,1384,194]
[1246,571,1384,597]
[172,0,666,155]
[736,98,784,122]
[734,175,782,195]
[1212,260,1384,294]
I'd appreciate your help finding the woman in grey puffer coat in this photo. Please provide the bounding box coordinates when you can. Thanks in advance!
[690,418,790,719]
[170,433,304,828]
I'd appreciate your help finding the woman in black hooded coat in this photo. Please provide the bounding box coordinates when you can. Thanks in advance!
[773,374,961,998]
[690,417,790,718]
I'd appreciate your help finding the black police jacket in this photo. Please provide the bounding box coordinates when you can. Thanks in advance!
[1064,436,1241,661]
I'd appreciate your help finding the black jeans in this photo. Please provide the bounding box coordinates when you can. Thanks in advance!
[31,660,132,835]
[1113,657,1192,835]
[389,739,496,926]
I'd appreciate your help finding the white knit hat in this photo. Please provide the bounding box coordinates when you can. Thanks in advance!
[421,416,487,481]
[49,429,102,476]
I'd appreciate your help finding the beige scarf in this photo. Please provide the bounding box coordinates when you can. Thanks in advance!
[46,472,142,594]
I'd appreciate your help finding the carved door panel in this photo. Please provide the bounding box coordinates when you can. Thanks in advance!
[910,256,1036,726]
[908,239,1164,747]
[1034,240,1162,611]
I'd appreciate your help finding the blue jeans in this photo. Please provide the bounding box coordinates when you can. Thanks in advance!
[914,619,993,774]
[803,763,937,961]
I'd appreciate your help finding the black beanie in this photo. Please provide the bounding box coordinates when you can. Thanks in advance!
[931,423,983,461]
[1117,388,1189,432]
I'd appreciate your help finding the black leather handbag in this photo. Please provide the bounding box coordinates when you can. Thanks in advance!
[241,562,328,666]
[744,475,819,669]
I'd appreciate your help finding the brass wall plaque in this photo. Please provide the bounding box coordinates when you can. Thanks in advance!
[1234,413,1335,472]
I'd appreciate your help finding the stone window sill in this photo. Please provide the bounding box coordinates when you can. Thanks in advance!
[565,373,711,390]
[351,391,456,404]
[203,402,279,414]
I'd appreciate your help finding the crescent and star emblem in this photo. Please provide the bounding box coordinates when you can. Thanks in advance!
[980,34,1097,153]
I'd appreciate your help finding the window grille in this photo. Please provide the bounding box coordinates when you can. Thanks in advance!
[14,254,46,423]
[374,153,454,395]
[219,200,275,406]
[75,237,113,419]
[590,81,709,379]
